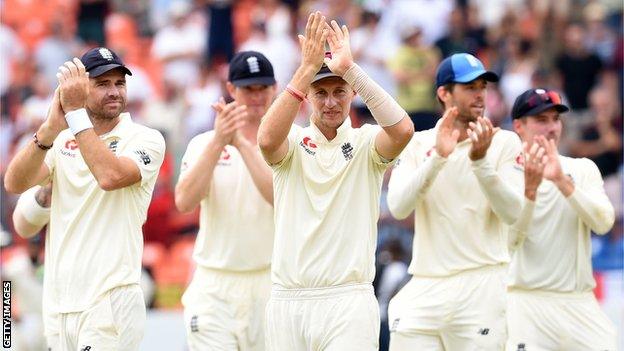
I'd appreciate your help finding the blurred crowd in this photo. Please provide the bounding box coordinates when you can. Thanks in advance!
[0,0,622,348]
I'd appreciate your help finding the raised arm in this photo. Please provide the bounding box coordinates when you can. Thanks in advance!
[4,88,65,194]
[509,141,546,250]
[57,58,149,191]
[175,99,247,212]
[233,131,274,205]
[324,20,413,160]
[387,108,459,219]
[537,136,615,234]
[12,185,52,238]
[468,117,523,224]
[257,12,328,164]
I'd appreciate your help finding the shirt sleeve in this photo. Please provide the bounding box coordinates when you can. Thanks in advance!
[179,134,206,177]
[470,132,524,225]
[508,199,536,251]
[368,125,396,169]
[269,125,299,170]
[120,129,166,187]
[387,136,447,220]
[565,158,615,235]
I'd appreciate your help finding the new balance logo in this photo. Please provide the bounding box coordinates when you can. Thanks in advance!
[477,328,489,335]
[517,343,526,351]
[390,318,400,332]
[190,315,199,332]
[80,346,92,351]
[135,150,151,165]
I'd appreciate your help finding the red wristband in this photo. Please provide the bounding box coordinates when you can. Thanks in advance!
[285,84,307,102]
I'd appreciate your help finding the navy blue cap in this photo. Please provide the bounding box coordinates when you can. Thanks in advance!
[312,52,341,83]
[81,47,132,78]
[511,88,569,119]
[435,53,498,87]
[228,51,276,87]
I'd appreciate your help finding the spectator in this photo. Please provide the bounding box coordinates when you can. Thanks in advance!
[239,20,299,90]
[498,37,538,110]
[34,21,83,92]
[568,87,622,177]
[205,0,234,61]
[16,73,54,148]
[350,10,396,121]
[555,23,603,110]
[435,7,484,57]
[152,0,206,88]
[184,61,225,142]
[77,0,109,46]
[388,25,441,131]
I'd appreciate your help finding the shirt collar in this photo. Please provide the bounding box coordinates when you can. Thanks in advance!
[101,112,132,139]
[310,116,352,144]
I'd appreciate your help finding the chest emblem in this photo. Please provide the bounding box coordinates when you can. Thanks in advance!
[341,142,353,161]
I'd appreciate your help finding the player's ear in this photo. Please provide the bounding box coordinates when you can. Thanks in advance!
[226,82,236,97]
[512,118,523,135]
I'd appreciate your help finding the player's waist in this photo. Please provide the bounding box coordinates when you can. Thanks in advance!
[194,264,271,280]
[507,287,595,300]
[411,262,508,279]
[271,283,373,300]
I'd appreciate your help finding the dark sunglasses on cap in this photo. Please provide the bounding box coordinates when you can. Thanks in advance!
[526,90,562,107]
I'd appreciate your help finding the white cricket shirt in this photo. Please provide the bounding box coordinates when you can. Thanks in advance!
[388,125,523,277]
[179,131,274,272]
[43,113,165,313]
[508,156,615,293]
[269,118,391,288]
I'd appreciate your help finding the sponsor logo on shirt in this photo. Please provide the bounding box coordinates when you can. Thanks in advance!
[517,343,526,351]
[217,148,232,166]
[65,139,78,150]
[477,328,490,335]
[299,136,317,156]
[60,139,78,157]
[390,318,400,332]
[341,142,353,161]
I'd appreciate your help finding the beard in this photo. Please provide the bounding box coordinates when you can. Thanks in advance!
[87,99,126,120]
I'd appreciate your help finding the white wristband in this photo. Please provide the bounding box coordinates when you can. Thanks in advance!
[342,63,406,127]
[15,187,50,227]
[65,108,93,135]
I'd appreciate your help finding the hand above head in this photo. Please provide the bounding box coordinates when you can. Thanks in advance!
[522,139,547,201]
[56,57,89,113]
[211,97,248,148]
[435,107,460,158]
[324,20,354,76]
[297,11,329,73]
[468,116,499,161]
